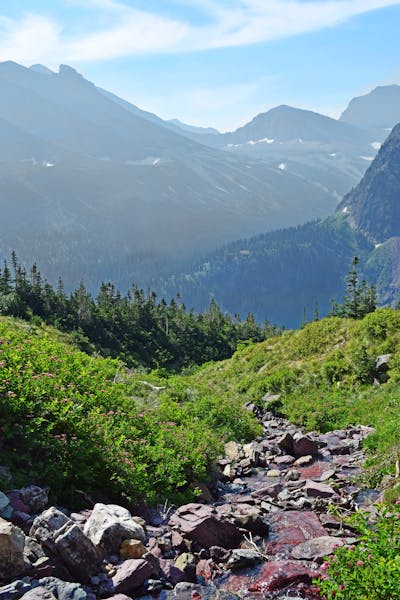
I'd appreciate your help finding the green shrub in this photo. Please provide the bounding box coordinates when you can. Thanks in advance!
[315,505,400,599]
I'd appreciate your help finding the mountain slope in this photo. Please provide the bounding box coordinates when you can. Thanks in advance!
[175,104,378,202]
[159,120,400,326]
[338,123,400,242]
[0,61,341,289]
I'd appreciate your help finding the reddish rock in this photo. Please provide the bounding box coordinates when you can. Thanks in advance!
[254,560,318,591]
[251,483,283,500]
[320,434,350,455]
[277,433,294,454]
[169,504,242,549]
[293,435,319,457]
[112,558,155,593]
[196,558,222,581]
[265,511,326,555]
[160,559,191,585]
[305,480,337,499]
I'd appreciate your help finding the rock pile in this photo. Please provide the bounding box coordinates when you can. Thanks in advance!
[0,413,375,599]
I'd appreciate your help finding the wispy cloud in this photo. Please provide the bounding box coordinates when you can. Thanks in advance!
[0,0,399,64]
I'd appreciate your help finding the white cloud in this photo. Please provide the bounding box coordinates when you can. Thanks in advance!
[0,0,399,64]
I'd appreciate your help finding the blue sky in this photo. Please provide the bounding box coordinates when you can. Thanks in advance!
[0,0,399,130]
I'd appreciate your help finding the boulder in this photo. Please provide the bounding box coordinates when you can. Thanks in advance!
[224,442,243,462]
[20,486,49,514]
[37,577,89,600]
[305,480,337,499]
[84,504,145,555]
[248,560,317,592]
[293,434,319,457]
[277,433,293,454]
[0,518,26,580]
[112,559,155,593]
[169,504,242,549]
[30,507,102,583]
[265,511,327,555]
[291,536,344,561]
[227,549,263,571]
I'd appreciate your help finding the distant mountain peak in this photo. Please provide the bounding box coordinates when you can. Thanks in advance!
[59,64,83,78]
[340,84,400,138]
[30,64,54,76]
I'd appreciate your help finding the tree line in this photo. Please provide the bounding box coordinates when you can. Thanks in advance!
[0,253,277,371]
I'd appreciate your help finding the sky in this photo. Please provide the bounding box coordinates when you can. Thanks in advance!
[0,0,399,131]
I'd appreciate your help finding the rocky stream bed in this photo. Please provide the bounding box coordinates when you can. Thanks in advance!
[0,409,378,600]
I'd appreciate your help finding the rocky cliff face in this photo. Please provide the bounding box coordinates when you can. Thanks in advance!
[338,123,400,243]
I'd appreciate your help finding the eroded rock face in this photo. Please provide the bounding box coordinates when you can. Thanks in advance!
[169,504,242,549]
[0,518,26,580]
[30,507,102,583]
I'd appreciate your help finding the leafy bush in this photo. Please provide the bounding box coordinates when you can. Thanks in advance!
[0,318,260,506]
[315,505,400,599]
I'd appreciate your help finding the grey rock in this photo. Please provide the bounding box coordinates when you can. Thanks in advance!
[227,549,263,571]
[20,588,56,600]
[0,580,32,599]
[291,535,344,561]
[38,577,89,600]
[31,507,102,583]
[0,517,26,579]
[20,486,49,514]
[83,503,146,555]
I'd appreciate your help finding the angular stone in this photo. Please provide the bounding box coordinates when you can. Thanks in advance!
[30,507,102,583]
[265,511,326,554]
[84,503,145,554]
[169,504,242,549]
[20,485,49,514]
[277,433,293,454]
[120,538,147,559]
[174,552,196,581]
[224,442,243,461]
[0,517,25,579]
[305,480,337,499]
[227,549,262,571]
[265,469,281,478]
[251,482,283,500]
[233,512,269,536]
[251,560,317,591]
[291,536,344,561]
[293,434,319,457]
[107,596,132,600]
[112,559,155,593]
[293,455,314,467]
[37,577,89,600]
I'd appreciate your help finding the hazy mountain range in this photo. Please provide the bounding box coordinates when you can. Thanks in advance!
[158,123,400,327]
[0,60,399,299]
